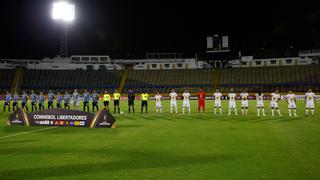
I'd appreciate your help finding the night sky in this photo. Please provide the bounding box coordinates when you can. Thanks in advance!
[1,0,320,59]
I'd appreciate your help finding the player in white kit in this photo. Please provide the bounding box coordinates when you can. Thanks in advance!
[213,89,223,114]
[228,89,238,115]
[170,89,178,114]
[270,90,282,116]
[182,90,191,114]
[286,90,297,117]
[305,88,316,116]
[240,90,249,115]
[155,92,162,113]
[255,92,266,116]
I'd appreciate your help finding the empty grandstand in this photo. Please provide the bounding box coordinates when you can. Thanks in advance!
[123,69,215,93]
[19,70,123,92]
[0,65,319,94]
[1,47,320,94]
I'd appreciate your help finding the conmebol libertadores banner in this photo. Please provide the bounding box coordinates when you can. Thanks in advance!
[8,108,116,128]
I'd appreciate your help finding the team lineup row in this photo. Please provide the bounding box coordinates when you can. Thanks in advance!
[1,88,317,117]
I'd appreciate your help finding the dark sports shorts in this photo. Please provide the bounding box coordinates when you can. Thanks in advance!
[22,102,26,107]
[142,100,148,107]
[114,100,120,106]
[128,100,134,106]
[64,103,69,107]
[103,101,110,106]
[4,102,10,106]
[84,101,89,106]
[31,102,36,106]
[92,102,98,106]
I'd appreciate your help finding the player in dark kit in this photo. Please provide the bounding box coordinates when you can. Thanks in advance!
[56,92,63,108]
[38,92,45,110]
[83,90,90,112]
[21,91,29,112]
[92,90,99,112]
[4,91,12,112]
[30,90,38,112]
[48,90,55,109]
[128,90,135,114]
[64,91,71,109]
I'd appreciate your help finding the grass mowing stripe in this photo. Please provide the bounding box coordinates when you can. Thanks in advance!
[0,126,58,139]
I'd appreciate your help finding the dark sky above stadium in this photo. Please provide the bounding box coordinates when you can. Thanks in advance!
[1,0,320,58]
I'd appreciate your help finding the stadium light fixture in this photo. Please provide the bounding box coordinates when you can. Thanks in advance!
[52,1,75,23]
[52,1,75,57]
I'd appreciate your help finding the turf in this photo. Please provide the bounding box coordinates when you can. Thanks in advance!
[0,100,320,180]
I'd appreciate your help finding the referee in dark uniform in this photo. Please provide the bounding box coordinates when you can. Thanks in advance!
[128,90,135,114]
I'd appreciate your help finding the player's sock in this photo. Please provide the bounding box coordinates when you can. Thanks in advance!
[262,109,265,116]
[289,109,292,116]
[156,108,158,113]
[305,109,308,116]
[219,108,222,115]
[175,107,178,114]
[160,108,162,113]
[257,109,260,116]
[234,109,238,116]
[271,109,274,116]
[228,109,231,115]
[294,109,297,117]
[188,107,190,114]
[241,109,244,115]
[245,109,248,115]
[170,106,173,114]
[277,109,281,116]
[182,107,185,114]
[311,109,314,115]
[214,108,216,114]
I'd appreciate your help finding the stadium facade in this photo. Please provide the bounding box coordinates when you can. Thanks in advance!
[0,35,320,94]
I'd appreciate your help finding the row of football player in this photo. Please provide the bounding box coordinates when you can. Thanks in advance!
[2,88,317,116]
[153,88,316,117]
[2,89,100,113]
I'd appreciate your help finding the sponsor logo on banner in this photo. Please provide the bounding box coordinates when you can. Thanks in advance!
[11,119,23,124]
[8,108,116,128]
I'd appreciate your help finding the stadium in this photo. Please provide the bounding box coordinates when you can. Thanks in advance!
[1,0,320,179]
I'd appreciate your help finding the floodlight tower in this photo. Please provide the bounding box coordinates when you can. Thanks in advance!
[52,0,75,58]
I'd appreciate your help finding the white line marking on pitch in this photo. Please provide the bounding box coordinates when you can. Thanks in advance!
[0,127,58,139]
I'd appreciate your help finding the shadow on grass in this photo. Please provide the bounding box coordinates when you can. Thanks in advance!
[117,124,143,128]
[0,148,238,179]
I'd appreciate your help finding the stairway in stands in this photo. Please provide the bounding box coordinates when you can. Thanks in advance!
[11,68,24,93]
[117,67,131,93]
[212,69,221,91]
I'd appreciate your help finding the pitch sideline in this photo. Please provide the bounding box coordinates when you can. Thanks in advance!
[0,126,58,139]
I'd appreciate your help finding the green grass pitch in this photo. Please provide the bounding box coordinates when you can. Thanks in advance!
[0,100,320,179]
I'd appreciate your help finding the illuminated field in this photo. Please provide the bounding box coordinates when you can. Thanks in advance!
[0,100,320,179]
